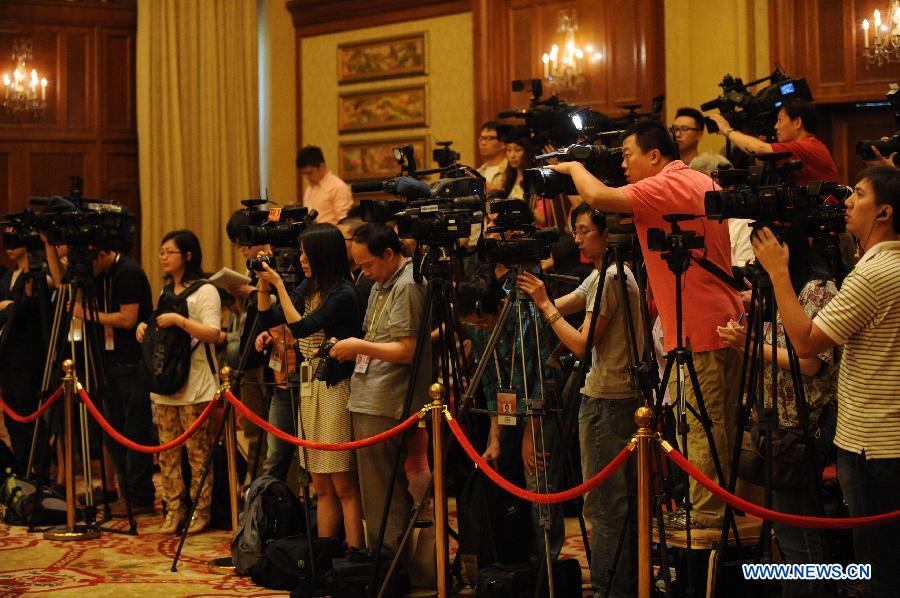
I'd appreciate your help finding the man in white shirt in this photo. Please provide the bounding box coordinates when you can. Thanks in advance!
[476,121,508,193]
[297,145,353,225]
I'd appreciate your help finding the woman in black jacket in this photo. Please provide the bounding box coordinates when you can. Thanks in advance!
[256,223,363,548]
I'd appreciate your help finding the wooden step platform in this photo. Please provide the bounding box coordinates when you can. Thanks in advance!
[654,514,764,550]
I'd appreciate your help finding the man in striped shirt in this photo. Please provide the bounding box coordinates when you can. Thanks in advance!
[752,166,900,597]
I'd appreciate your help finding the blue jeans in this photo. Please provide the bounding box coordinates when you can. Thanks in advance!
[262,388,296,481]
[836,448,900,598]
[772,481,832,597]
[103,362,155,505]
[579,395,641,598]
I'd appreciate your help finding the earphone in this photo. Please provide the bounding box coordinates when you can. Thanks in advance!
[878,209,888,219]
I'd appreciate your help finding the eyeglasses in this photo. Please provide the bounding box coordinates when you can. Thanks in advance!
[670,125,703,134]
[478,135,499,142]
[158,249,182,257]
[573,227,599,238]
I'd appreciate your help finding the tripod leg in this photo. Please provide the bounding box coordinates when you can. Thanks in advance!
[171,401,228,572]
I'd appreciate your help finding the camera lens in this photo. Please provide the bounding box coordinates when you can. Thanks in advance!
[522,167,577,197]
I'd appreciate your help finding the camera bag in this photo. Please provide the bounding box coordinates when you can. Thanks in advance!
[250,534,343,591]
[476,559,582,598]
[327,547,409,598]
[140,279,214,394]
[231,474,305,576]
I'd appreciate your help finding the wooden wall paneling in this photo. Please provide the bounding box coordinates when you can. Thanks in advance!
[287,0,469,36]
[66,30,90,131]
[473,0,510,136]
[28,143,92,198]
[0,150,10,215]
[100,29,135,135]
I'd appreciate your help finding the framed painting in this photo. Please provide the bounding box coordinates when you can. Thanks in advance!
[338,33,427,84]
[338,85,427,133]
[338,137,429,182]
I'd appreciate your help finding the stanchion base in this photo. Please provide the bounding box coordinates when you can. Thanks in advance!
[43,525,102,541]
[208,556,235,575]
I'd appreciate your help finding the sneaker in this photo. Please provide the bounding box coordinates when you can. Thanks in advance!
[109,498,155,517]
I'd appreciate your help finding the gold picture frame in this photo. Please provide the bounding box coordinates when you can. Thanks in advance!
[338,85,427,133]
[337,33,427,84]
[338,137,429,182]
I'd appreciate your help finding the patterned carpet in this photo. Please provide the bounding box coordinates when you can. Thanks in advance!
[0,503,590,597]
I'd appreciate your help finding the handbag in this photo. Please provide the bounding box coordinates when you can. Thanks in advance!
[738,400,836,492]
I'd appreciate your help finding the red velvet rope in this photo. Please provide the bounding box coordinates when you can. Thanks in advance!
[665,446,900,529]
[223,390,422,450]
[0,386,64,424]
[447,416,634,504]
[79,387,220,454]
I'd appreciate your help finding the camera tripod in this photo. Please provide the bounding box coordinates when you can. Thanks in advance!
[649,216,738,597]
[712,260,828,598]
[28,249,135,539]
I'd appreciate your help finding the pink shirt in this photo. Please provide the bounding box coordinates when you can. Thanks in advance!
[620,160,742,353]
[303,170,353,225]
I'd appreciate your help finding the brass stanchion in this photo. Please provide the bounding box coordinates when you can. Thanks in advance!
[44,359,100,541]
[209,366,241,574]
[635,406,654,598]
[430,383,448,598]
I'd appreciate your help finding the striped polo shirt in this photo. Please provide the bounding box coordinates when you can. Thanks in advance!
[813,240,900,458]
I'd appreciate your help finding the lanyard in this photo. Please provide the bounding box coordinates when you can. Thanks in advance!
[365,261,408,340]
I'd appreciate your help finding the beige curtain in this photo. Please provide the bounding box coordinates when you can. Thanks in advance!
[137,0,259,291]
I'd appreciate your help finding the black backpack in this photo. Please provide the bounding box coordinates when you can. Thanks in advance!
[141,280,215,394]
[232,475,306,576]
[250,535,343,591]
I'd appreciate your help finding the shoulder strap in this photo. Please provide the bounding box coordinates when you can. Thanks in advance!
[179,279,210,298]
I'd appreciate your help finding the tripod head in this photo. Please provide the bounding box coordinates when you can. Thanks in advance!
[647,213,705,276]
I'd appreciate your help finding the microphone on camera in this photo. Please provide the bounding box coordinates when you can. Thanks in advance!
[307,209,318,222]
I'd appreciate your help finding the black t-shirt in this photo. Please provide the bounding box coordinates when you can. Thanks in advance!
[0,268,43,370]
[99,255,152,363]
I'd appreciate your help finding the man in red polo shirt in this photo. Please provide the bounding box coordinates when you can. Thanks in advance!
[706,99,839,187]
[547,120,744,530]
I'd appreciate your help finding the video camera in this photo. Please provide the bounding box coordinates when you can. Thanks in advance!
[523,141,626,197]
[432,141,460,169]
[497,79,609,148]
[704,154,848,237]
[2,176,135,254]
[352,166,485,246]
[237,200,317,249]
[479,198,560,265]
[856,84,900,161]
[701,68,812,136]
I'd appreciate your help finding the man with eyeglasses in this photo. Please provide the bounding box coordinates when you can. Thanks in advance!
[671,107,705,166]
[545,120,744,533]
[706,99,838,187]
[476,121,508,192]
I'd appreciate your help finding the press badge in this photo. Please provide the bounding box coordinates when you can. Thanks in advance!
[300,362,313,398]
[496,388,517,426]
[104,325,115,351]
[354,354,370,374]
[268,345,284,373]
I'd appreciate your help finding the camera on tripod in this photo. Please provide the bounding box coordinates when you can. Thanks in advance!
[856,84,900,161]
[523,141,626,197]
[237,200,315,248]
[478,198,560,264]
[646,214,706,254]
[353,168,485,246]
[432,141,460,168]
[1,210,44,251]
[3,177,135,255]
[701,67,812,136]
[704,154,848,237]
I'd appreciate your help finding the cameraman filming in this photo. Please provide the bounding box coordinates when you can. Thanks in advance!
[751,166,900,597]
[547,120,744,530]
[43,236,156,516]
[706,99,839,187]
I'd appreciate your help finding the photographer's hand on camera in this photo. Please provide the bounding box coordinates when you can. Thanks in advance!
[707,112,773,156]
[866,142,898,169]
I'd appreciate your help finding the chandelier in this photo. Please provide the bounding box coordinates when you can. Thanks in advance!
[540,10,602,92]
[859,1,900,68]
[2,39,48,117]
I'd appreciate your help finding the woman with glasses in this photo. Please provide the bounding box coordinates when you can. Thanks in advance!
[136,229,221,535]
[255,223,364,548]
